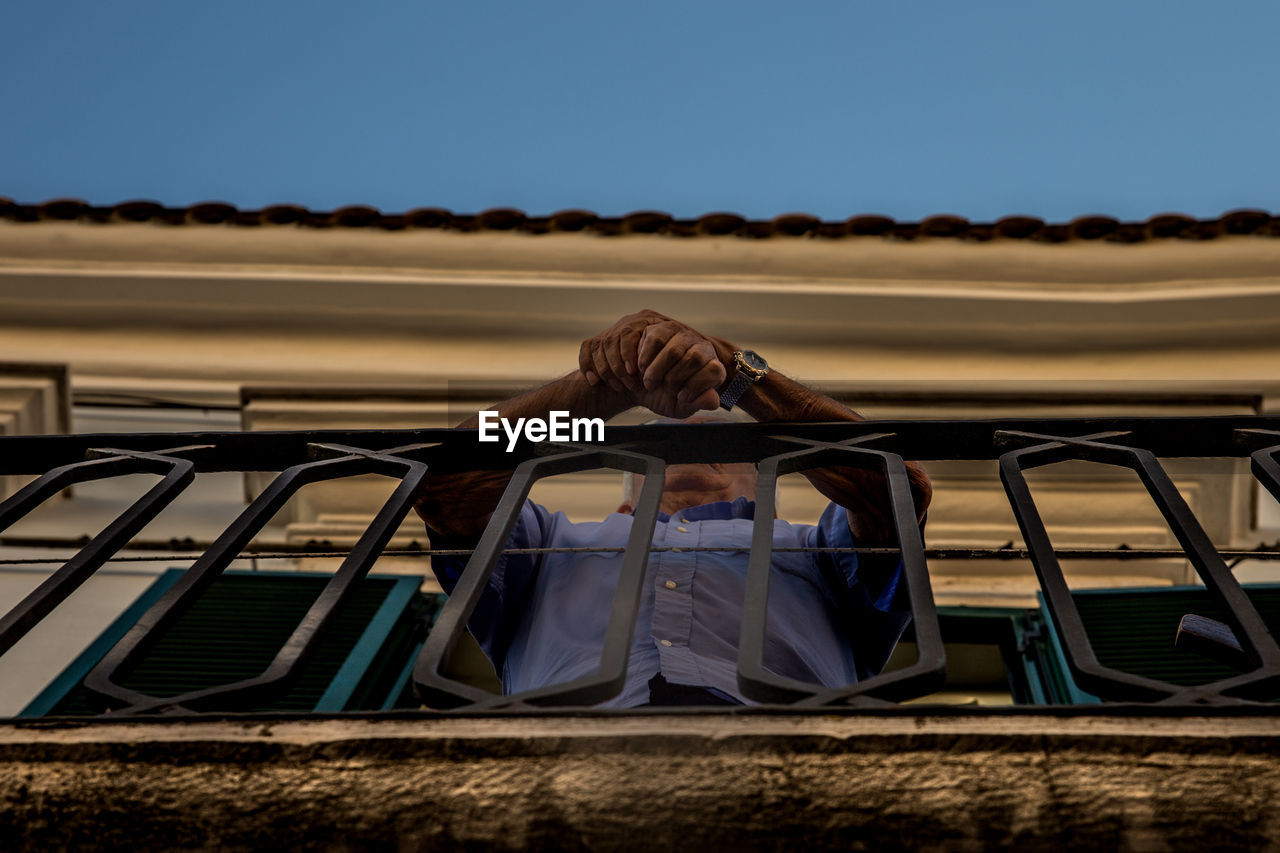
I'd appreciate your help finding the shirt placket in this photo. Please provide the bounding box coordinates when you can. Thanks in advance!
[650,515,701,685]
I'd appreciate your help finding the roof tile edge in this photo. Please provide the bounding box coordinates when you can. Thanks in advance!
[1,197,1276,243]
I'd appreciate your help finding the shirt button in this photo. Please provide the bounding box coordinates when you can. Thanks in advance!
[664,580,677,590]
[659,639,673,647]
[676,526,689,533]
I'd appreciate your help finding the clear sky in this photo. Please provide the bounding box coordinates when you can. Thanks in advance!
[2,1,1276,222]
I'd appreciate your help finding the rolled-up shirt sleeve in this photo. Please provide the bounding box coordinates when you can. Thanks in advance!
[427,499,551,671]
[806,502,913,680]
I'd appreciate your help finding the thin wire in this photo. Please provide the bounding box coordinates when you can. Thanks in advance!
[0,545,858,564]
[3,545,1279,566]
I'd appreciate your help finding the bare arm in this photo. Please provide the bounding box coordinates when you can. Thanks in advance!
[614,310,933,544]
[727,366,932,544]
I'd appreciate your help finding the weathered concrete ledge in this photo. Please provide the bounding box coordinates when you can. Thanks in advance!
[3,712,1280,850]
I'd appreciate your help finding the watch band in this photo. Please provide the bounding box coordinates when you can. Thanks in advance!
[719,350,769,411]
[718,370,755,411]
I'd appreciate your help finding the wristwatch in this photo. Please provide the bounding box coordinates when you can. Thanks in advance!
[719,350,769,410]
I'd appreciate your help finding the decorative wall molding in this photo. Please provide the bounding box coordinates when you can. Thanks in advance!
[0,363,70,499]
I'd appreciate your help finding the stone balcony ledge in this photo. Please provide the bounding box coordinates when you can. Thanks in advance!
[4,710,1280,850]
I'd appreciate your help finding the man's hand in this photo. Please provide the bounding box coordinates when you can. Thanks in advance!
[578,311,651,393]
[578,309,728,417]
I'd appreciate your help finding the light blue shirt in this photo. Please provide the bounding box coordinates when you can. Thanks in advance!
[430,497,910,707]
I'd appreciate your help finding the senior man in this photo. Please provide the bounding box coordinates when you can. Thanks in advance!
[415,310,932,707]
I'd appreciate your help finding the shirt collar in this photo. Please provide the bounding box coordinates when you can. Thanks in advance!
[654,496,756,523]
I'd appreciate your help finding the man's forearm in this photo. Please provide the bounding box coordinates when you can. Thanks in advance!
[704,334,932,543]
[415,372,631,541]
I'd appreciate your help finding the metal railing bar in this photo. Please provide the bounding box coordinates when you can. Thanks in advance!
[1000,435,1185,703]
[1129,448,1280,669]
[3,417,1279,713]
[737,435,945,707]
[82,443,432,714]
[1159,671,1280,706]
[0,446,205,657]
[413,448,599,709]
[4,415,1280,475]
[486,447,667,709]
[1238,430,1280,506]
[999,432,1280,705]
[413,444,665,710]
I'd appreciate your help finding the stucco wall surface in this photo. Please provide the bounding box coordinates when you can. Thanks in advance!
[2,713,1280,850]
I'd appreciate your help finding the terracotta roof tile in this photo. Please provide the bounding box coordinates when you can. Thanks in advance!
[919,215,969,238]
[846,215,895,237]
[696,213,746,236]
[38,199,89,220]
[621,211,672,234]
[404,207,454,229]
[0,196,1275,243]
[474,208,526,231]
[1146,213,1196,239]
[112,200,168,223]
[994,216,1044,239]
[771,214,821,237]
[260,204,308,226]
[331,205,382,228]
[187,202,237,224]
[547,209,598,231]
[1221,209,1271,234]
[1068,216,1118,240]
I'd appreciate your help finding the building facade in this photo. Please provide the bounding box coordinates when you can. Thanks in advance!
[2,200,1279,847]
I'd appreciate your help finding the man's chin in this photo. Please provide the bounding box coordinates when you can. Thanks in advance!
[662,475,724,494]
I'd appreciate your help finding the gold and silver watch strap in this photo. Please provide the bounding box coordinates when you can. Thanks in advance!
[719,350,768,410]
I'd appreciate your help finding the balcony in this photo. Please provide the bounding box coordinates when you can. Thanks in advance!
[2,416,1279,847]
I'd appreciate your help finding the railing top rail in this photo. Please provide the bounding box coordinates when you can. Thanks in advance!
[1,414,1278,474]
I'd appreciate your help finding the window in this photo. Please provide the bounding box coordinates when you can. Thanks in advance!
[23,571,435,716]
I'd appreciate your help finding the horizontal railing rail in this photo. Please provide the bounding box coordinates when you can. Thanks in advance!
[0,415,1278,715]
[2,415,1279,473]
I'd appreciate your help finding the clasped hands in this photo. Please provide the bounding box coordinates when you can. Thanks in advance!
[578,310,730,418]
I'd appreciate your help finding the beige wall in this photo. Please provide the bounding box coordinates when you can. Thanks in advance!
[2,221,1279,708]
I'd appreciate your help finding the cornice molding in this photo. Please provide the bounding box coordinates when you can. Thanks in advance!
[3,222,1280,357]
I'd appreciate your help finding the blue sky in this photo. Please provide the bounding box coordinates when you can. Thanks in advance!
[2,1,1276,221]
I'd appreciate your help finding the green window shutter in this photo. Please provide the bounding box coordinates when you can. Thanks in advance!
[22,570,441,716]
[1069,585,1280,687]
[1026,585,1280,701]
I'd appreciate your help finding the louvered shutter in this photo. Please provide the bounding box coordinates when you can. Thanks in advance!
[23,570,438,716]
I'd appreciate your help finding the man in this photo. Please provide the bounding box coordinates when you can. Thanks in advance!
[415,310,932,706]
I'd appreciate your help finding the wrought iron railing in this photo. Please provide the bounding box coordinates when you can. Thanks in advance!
[2,416,1279,715]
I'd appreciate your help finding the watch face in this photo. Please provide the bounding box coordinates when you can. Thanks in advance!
[739,350,768,372]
